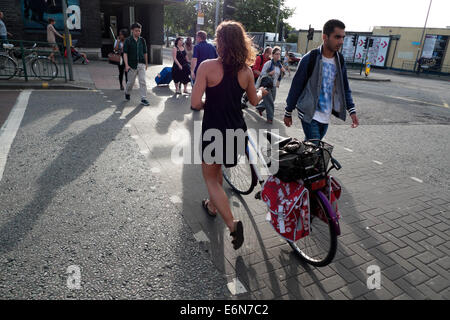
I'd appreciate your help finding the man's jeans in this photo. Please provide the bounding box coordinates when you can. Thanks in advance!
[125,63,147,100]
[301,119,329,142]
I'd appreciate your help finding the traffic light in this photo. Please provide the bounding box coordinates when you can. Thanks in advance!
[307,28,314,40]
[369,38,374,48]
[351,34,357,46]
[363,38,368,49]
[223,0,236,20]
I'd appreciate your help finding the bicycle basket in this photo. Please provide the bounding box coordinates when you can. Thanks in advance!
[272,139,334,183]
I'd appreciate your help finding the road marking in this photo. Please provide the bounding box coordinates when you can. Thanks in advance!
[107,100,113,103]
[373,160,383,165]
[227,278,247,295]
[110,105,117,108]
[386,95,446,108]
[411,177,423,183]
[170,195,182,204]
[151,167,161,173]
[344,147,353,152]
[193,230,210,243]
[0,90,32,182]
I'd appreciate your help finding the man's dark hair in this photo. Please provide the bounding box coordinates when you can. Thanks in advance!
[130,22,142,30]
[48,18,55,24]
[323,19,345,36]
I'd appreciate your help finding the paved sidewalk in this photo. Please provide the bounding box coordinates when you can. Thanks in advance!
[84,60,449,300]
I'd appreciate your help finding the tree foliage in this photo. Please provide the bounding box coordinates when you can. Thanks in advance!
[164,0,295,38]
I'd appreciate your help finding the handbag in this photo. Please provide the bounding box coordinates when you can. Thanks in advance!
[108,52,121,65]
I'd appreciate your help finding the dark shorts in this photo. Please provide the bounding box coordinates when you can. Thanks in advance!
[201,131,249,168]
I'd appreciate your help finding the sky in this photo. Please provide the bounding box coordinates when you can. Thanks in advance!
[285,0,450,31]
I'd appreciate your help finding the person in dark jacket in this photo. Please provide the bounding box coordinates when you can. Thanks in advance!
[284,19,359,141]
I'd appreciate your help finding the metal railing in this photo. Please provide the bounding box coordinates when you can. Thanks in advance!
[402,60,450,75]
[0,39,67,82]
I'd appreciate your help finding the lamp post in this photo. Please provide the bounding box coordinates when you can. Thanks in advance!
[414,0,433,72]
[62,0,74,81]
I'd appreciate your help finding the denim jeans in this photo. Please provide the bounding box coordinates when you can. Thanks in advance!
[301,119,329,142]
[256,86,277,121]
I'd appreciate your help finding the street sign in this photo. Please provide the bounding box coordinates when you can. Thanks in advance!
[197,11,205,25]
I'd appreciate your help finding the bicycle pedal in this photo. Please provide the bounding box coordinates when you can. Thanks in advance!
[255,191,261,200]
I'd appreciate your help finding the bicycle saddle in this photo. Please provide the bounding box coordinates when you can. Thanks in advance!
[264,131,292,149]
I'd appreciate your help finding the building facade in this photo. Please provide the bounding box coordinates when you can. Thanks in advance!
[0,0,169,64]
[297,26,450,74]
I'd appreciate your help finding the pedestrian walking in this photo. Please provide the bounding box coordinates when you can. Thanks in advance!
[255,46,285,124]
[252,46,272,81]
[47,18,63,63]
[283,50,291,76]
[0,11,12,45]
[123,22,150,106]
[172,37,190,94]
[190,30,217,82]
[191,20,268,250]
[114,29,128,90]
[185,37,194,63]
[284,19,359,141]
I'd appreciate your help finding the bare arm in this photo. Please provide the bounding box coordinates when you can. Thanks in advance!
[191,57,197,79]
[191,62,207,110]
[144,53,148,70]
[124,53,129,72]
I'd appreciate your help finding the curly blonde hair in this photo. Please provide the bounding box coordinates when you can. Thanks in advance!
[215,21,257,76]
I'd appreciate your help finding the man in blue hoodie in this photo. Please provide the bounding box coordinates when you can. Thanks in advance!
[284,19,359,141]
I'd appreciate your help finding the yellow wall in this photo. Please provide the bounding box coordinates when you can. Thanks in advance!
[297,30,323,54]
[372,27,450,71]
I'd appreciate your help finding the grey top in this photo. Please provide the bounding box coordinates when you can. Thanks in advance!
[0,19,7,37]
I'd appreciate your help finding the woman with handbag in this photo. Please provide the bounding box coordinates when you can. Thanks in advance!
[172,37,191,94]
[255,46,286,124]
[114,29,128,90]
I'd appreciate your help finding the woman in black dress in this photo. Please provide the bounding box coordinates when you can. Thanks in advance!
[191,21,268,250]
[172,37,190,94]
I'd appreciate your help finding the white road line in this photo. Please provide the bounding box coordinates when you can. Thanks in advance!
[344,147,353,152]
[0,90,32,182]
[411,177,423,183]
[373,160,383,165]
[227,278,247,295]
[170,195,182,204]
[193,230,210,243]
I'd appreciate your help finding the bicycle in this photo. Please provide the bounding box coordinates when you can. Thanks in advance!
[222,131,343,267]
[0,43,59,81]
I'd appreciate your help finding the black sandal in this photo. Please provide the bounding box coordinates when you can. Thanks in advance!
[202,199,217,218]
[230,221,244,250]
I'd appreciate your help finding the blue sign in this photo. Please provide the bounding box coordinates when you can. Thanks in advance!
[21,0,81,32]
[412,41,421,45]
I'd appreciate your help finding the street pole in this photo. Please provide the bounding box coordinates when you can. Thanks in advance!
[215,0,219,31]
[414,0,432,72]
[275,0,281,41]
[62,0,74,81]
[305,25,310,54]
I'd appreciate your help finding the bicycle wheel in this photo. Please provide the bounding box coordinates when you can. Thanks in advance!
[31,57,58,80]
[222,152,257,195]
[288,190,338,267]
[0,55,17,80]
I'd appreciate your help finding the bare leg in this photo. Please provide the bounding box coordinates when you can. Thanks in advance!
[202,163,236,232]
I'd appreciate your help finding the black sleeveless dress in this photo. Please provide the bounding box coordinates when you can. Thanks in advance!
[201,71,247,168]
[172,48,190,84]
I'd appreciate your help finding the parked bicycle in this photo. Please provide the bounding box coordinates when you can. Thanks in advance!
[0,43,59,80]
[223,131,343,267]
